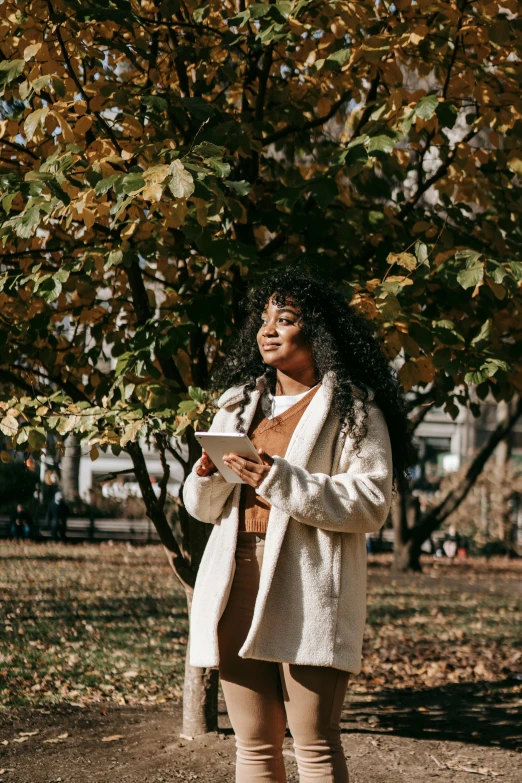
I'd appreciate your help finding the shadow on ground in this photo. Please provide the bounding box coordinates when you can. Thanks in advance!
[344,677,522,751]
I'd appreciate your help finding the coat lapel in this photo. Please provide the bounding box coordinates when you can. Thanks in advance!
[218,373,269,410]
[239,371,337,659]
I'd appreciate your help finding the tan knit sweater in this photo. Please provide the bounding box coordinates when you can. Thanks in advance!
[238,385,321,533]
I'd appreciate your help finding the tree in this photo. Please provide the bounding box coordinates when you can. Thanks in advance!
[1,0,522,731]
[393,396,522,571]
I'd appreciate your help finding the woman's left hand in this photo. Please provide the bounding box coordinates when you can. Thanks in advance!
[223,448,274,489]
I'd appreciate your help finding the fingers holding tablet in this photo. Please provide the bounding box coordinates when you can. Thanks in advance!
[222,450,273,489]
[196,449,217,477]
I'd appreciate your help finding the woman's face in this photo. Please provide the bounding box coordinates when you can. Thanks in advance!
[256,296,314,373]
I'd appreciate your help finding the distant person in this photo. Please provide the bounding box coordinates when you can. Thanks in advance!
[11,503,33,540]
[46,491,68,541]
[457,535,469,559]
[420,535,434,555]
[442,524,461,559]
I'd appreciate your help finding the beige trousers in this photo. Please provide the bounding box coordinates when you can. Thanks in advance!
[218,532,350,783]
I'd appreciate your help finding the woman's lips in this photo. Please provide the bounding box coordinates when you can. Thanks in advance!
[262,344,280,350]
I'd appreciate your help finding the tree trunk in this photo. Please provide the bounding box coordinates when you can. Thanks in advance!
[494,401,514,553]
[392,491,423,572]
[394,536,423,572]
[126,437,220,736]
[181,590,219,737]
[61,433,81,504]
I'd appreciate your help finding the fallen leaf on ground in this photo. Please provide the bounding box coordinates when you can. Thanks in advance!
[101,734,124,742]
[432,757,503,777]
[19,730,39,736]
[12,736,29,743]
[43,733,68,744]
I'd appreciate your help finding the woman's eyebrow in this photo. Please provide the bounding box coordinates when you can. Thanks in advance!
[261,307,299,317]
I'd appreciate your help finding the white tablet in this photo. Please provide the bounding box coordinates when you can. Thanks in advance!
[194,432,262,483]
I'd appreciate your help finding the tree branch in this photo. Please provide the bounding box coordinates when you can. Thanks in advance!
[416,395,522,540]
[166,439,189,472]
[1,138,39,161]
[97,468,136,480]
[262,90,351,146]
[397,127,477,222]
[126,441,194,589]
[349,74,380,140]
[406,386,438,414]
[255,46,273,122]
[155,433,171,510]
[166,27,191,99]
[410,399,436,429]
[2,363,91,404]
[0,368,37,396]
[125,259,188,392]
[259,231,286,258]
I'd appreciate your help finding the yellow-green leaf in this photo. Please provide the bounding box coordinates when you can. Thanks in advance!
[120,419,144,446]
[168,160,194,199]
[24,107,49,141]
[386,252,417,270]
[23,43,42,61]
[0,414,18,437]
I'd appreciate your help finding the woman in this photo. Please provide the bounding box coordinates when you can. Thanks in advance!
[183,270,414,783]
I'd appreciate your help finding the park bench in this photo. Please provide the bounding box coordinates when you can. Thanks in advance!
[0,516,445,549]
[0,516,161,543]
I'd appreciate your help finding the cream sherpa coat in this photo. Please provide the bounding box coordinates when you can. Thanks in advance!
[182,370,393,674]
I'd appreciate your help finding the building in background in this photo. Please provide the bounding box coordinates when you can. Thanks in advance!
[415,402,522,480]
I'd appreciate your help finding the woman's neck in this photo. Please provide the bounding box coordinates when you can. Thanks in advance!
[274,369,318,397]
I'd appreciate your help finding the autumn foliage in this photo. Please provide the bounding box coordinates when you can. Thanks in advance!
[0,0,522,561]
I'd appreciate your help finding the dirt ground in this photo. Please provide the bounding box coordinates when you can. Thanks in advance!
[1,552,521,782]
[1,684,521,783]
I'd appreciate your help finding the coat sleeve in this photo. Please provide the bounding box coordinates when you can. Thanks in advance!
[256,403,393,534]
[181,407,236,525]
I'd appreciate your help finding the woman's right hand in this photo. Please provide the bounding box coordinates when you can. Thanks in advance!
[196,449,217,477]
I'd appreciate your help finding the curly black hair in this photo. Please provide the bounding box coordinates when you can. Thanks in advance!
[211,269,415,491]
